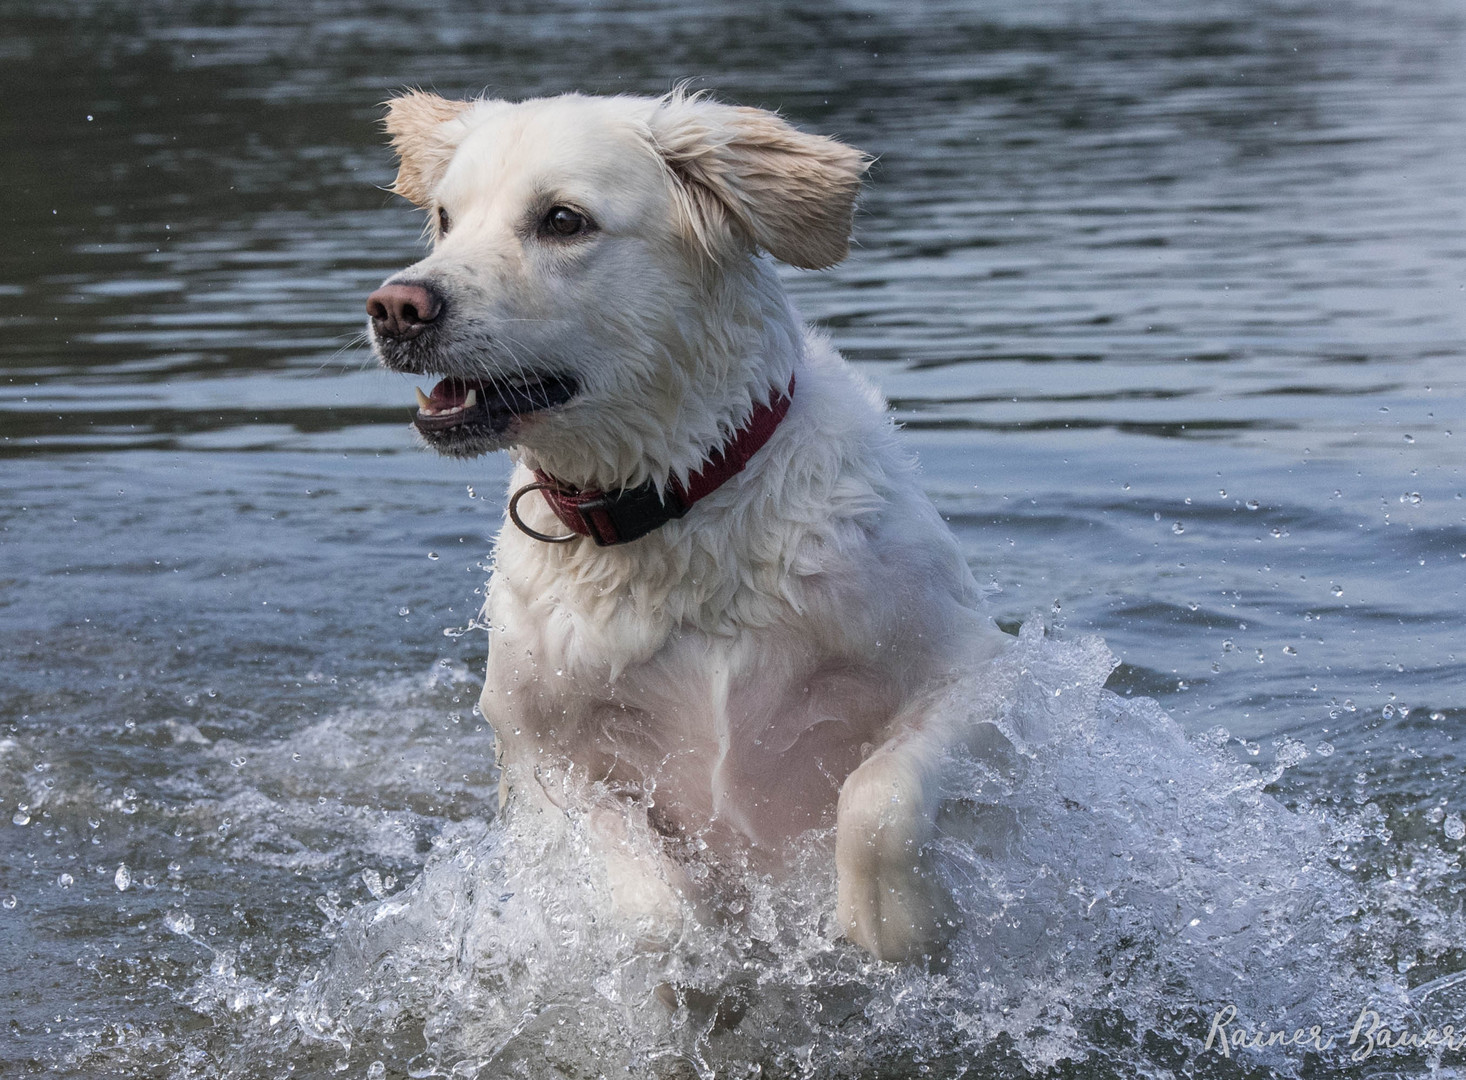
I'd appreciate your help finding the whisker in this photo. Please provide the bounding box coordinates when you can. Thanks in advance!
[313,330,375,376]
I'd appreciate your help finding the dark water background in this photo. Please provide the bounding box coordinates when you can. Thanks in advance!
[2,0,1465,1076]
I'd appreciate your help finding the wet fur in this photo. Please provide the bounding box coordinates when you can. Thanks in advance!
[370,89,1009,961]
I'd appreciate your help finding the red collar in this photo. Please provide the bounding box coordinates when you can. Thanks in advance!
[509,376,795,547]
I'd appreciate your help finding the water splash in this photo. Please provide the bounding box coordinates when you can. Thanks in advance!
[54,624,1466,1078]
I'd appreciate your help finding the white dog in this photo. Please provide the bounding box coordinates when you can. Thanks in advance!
[367,90,1009,962]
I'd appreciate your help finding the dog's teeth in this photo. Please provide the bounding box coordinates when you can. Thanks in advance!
[463,388,477,410]
[415,386,433,411]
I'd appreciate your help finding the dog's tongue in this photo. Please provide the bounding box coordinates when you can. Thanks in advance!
[414,377,481,416]
[428,378,472,410]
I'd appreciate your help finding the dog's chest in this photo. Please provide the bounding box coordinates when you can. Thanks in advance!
[484,614,900,851]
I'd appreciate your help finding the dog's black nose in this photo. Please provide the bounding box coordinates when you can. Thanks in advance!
[367,282,443,340]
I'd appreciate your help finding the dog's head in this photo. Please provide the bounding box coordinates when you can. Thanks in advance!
[366,90,867,488]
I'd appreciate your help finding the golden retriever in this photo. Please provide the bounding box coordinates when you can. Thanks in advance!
[367,89,1008,962]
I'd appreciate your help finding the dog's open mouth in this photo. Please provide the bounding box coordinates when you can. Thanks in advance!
[411,374,578,440]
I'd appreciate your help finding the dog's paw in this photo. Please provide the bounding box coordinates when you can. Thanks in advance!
[834,748,952,962]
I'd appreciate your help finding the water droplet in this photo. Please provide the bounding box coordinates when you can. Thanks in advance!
[230,755,247,768]
[361,868,388,900]
[1404,434,1415,444]
[398,607,411,617]
[1316,741,1335,757]
[1171,522,1184,535]
[1430,711,1446,722]
[1330,584,1344,597]
[1245,499,1260,511]
[427,551,440,560]
[1382,704,1396,719]
[11,808,30,826]
[57,873,74,889]
[1221,639,1235,653]
[1446,813,1465,841]
[1282,645,1297,655]
[163,909,195,936]
[1255,649,1265,663]
[367,1064,386,1080]
[466,485,476,498]
[114,864,131,891]
[1400,492,1422,505]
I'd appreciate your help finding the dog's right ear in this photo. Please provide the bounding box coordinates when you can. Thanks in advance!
[382,91,472,206]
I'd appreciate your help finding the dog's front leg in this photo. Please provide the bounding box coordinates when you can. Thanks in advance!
[499,756,691,951]
[834,730,952,962]
[585,799,691,951]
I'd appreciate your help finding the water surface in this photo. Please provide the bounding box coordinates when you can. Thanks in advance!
[3,1,1465,1076]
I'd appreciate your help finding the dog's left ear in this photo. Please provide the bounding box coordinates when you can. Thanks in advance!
[650,95,869,270]
[382,90,473,206]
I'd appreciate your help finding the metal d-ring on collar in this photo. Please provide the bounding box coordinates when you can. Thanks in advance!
[507,481,578,544]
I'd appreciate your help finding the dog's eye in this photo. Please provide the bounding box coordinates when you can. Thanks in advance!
[543,206,590,238]
[437,207,451,235]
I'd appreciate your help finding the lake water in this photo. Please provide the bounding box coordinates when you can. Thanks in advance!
[3,0,1465,1076]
